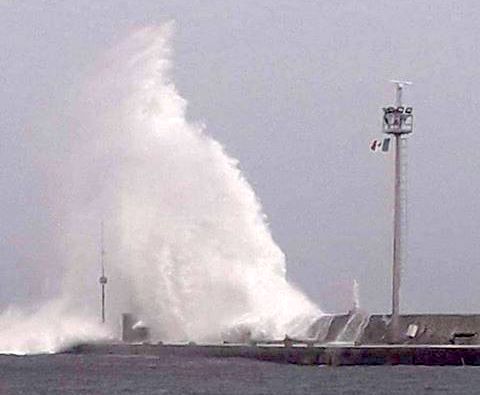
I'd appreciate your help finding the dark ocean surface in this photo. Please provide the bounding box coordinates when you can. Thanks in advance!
[1,354,480,394]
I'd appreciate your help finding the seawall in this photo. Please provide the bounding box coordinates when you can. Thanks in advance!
[65,313,480,366]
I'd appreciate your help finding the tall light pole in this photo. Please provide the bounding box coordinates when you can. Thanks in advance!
[99,222,108,323]
[382,81,413,342]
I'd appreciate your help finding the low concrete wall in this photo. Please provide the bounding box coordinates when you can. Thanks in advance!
[304,313,480,345]
[360,314,480,345]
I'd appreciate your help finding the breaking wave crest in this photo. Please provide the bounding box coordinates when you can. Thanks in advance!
[0,24,320,354]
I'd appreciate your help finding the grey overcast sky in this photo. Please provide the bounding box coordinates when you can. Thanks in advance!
[1,0,479,314]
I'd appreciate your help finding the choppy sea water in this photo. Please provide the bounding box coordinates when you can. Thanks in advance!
[1,354,480,394]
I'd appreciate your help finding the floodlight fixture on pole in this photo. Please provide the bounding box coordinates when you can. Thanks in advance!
[382,80,413,342]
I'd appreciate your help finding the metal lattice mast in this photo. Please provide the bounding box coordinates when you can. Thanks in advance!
[99,221,108,323]
[382,81,413,342]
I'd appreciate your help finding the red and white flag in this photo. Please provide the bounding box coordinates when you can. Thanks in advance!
[370,138,390,152]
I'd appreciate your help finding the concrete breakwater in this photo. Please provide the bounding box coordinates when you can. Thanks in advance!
[63,313,480,366]
[119,313,480,347]
[65,343,480,366]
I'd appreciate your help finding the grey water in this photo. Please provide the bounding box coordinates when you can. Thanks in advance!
[1,354,480,395]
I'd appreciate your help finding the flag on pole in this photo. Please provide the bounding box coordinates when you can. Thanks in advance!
[370,138,391,152]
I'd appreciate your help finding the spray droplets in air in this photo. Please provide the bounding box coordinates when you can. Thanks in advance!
[0,24,320,353]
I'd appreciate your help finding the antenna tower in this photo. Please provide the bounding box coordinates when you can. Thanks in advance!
[99,221,108,323]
